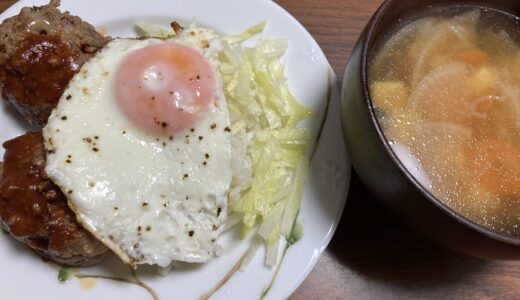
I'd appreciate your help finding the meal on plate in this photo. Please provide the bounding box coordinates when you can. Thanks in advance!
[0,0,313,269]
[369,9,520,236]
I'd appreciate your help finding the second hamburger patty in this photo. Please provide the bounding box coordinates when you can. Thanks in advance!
[0,131,108,266]
[0,0,110,127]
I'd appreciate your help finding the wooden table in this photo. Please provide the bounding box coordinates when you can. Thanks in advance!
[2,0,520,299]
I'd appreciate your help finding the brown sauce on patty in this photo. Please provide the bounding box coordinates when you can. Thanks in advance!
[0,131,107,266]
[1,131,73,249]
[1,33,79,112]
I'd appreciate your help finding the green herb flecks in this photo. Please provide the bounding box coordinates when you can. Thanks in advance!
[58,267,75,283]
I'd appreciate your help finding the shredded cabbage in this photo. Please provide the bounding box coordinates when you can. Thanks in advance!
[222,21,267,44]
[136,21,313,267]
[135,22,175,38]
[220,22,313,267]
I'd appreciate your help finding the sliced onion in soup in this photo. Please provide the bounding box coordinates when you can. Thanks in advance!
[409,19,476,87]
[409,62,473,123]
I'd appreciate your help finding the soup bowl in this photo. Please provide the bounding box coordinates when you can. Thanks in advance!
[341,0,520,259]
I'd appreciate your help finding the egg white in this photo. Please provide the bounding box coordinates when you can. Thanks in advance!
[43,27,232,267]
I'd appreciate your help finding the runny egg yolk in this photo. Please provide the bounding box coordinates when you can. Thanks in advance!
[114,42,216,135]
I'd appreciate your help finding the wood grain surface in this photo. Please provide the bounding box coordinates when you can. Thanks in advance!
[0,0,11,14]
[1,0,520,299]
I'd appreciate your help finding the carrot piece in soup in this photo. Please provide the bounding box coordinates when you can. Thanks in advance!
[455,50,488,66]
[468,140,520,196]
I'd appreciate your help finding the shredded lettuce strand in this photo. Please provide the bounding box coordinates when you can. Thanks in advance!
[135,22,175,38]
[220,22,313,267]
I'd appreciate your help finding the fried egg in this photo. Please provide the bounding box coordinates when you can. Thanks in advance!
[43,26,232,267]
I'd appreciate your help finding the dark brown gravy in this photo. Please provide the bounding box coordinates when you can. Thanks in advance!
[2,33,79,108]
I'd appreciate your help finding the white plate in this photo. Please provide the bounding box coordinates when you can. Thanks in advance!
[0,0,350,299]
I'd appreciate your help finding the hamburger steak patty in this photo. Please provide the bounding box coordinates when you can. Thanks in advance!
[0,0,110,127]
[0,131,108,266]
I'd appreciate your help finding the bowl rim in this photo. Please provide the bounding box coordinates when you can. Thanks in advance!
[360,0,520,246]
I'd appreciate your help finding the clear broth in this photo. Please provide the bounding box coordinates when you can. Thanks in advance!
[369,8,520,236]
